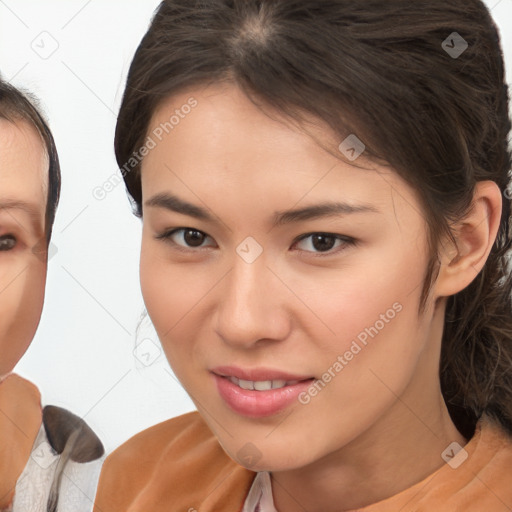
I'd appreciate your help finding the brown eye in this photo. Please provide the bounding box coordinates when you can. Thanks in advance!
[310,234,337,252]
[182,229,207,247]
[155,228,214,250]
[0,234,16,251]
[294,232,354,255]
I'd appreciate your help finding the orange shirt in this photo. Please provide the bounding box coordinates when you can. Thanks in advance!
[94,411,512,512]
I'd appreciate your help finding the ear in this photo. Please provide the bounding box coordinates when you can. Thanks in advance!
[433,181,502,298]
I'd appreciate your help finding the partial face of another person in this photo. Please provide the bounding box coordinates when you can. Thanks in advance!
[139,82,449,471]
[0,119,48,377]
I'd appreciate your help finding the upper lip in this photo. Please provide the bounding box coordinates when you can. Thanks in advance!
[211,365,314,382]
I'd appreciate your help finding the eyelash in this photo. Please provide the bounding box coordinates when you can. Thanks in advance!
[154,228,356,257]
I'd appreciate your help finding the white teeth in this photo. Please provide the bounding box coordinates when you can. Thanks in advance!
[227,377,291,390]
[254,381,272,391]
[238,379,254,390]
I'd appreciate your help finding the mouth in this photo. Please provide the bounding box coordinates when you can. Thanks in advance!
[224,376,305,390]
[211,366,315,418]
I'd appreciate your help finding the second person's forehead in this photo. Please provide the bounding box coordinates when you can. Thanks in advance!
[0,120,48,214]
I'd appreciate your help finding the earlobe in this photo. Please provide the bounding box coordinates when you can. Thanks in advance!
[434,180,502,298]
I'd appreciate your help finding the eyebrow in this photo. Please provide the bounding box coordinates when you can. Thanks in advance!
[145,192,380,227]
[0,199,43,223]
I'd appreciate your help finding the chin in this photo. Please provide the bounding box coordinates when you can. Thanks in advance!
[244,456,313,473]
[222,441,314,473]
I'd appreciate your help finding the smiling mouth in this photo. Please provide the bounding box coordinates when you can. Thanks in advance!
[212,370,316,418]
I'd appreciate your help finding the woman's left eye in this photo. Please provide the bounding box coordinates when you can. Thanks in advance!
[292,233,355,255]
[156,228,354,256]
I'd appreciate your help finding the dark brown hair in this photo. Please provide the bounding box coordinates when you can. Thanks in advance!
[114,0,512,439]
[0,79,61,243]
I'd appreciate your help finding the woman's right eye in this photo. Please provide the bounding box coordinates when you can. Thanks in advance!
[0,234,17,252]
[155,228,215,251]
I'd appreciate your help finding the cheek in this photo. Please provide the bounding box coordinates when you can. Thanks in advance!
[141,244,192,332]
[140,250,204,391]
[306,247,429,409]
[307,253,423,356]
[311,263,428,404]
[0,263,46,375]
[139,240,204,353]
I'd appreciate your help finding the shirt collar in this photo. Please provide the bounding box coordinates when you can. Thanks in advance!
[242,471,277,512]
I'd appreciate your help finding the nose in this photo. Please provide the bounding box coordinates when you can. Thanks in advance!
[213,252,291,350]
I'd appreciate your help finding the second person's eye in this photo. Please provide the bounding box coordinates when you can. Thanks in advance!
[0,234,17,252]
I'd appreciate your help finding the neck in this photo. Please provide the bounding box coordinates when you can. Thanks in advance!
[272,392,465,512]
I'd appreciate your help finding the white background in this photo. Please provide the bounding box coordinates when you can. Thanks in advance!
[0,0,511,454]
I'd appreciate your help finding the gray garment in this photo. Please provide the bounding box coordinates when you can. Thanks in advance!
[12,425,104,512]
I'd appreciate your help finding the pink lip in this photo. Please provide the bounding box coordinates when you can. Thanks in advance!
[211,366,315,418]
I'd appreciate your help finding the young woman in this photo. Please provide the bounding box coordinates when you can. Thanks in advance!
[94,0,512,510]
[0,79,103,512]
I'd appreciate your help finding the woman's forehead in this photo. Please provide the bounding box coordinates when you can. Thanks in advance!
[142,84,420,219]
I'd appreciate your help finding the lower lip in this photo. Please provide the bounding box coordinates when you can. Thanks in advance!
[213,374,315,418]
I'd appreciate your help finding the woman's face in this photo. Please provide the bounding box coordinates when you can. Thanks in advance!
[0,119,48,378]
[140,83,446,471]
